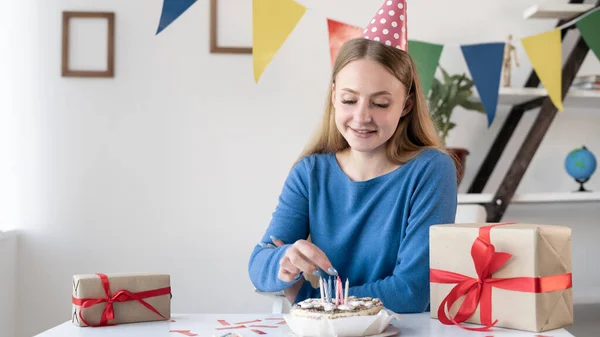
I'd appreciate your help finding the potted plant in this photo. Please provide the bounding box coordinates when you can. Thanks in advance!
[427,65,486,185]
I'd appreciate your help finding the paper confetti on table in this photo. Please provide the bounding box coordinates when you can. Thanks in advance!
[216,325,246,330]
[214,318,286,335]
[235,319,261,324]
[169,330,198,336]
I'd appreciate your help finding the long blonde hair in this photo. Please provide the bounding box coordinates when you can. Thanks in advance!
[296,38,446,166]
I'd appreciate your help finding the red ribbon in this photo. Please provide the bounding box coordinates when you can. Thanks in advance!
[72,273,171,327]
[430,223,572,331]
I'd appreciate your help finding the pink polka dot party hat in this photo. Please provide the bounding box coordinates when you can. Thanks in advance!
[363,0,407,51]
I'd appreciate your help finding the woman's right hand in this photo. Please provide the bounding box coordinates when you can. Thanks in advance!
[276,239,337,282]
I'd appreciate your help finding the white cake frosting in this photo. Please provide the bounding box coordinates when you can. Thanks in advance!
[290,296,384,320]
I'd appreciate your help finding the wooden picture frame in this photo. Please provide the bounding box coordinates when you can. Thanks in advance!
[62,11,115,77]
[209,0,252,54]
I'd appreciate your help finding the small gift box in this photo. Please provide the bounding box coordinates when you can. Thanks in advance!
[429,223,573,332]
[72,272,171,327]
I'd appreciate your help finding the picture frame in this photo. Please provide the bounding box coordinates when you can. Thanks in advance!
[209,0,252,54]
[61,11,115,77]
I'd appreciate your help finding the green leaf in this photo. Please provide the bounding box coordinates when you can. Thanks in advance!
[440,66,452,85]
[459,99,486,113]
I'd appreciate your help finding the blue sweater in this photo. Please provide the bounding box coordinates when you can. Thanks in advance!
[248,148,457,313]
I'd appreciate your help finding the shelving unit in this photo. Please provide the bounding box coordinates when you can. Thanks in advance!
[523,3,595,20]
[498,87,600,108]
[458,192,600,205]
[464,0,600,221]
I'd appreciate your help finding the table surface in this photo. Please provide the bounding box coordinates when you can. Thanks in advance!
[35,313,575,337]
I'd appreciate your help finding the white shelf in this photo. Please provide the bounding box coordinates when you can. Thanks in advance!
[474,87,600,110]
[458,192,600,204]
[523,3,594,20]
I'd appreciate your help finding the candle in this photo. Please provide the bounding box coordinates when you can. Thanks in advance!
[344,278,349,304]
[334,277,338,305]
[319,277,325,302]
[325,278,330,303]
[338,277,343,306]
[328,278,332,304]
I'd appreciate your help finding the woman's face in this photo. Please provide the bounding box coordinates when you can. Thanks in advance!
[332,59,411,156]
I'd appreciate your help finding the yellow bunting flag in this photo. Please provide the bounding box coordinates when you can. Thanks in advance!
[253,0,307,83]
[521,29,564,111]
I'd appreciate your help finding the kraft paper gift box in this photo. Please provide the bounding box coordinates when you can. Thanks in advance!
[72,273,171,327]
[429,223,573,332]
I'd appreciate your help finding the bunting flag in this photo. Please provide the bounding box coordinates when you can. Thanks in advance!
[576,9,600,61]
[327,19,363,66]
[460,42,505,126]
[521,29,564,111]
[407,40,443,97]
[153,2,600,110]
[253,0,307,83]
[156,0,198,35]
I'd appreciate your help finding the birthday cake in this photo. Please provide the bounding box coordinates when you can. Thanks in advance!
[291,296,383,320]
[284,276,395,337]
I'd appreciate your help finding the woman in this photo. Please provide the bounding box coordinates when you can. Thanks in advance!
[248,27,457,313]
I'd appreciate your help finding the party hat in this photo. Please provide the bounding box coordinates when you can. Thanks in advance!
[363,0,408,51]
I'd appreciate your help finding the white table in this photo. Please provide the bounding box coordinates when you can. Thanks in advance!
[34,313,575,337]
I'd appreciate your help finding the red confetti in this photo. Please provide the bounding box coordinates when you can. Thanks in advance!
[277,321,286,325]
[218,320,231,326]
[216,325,246,330]
[169,330,198,336]
[265,317,283,320]
[169,320,177,322]
[251,329,267,335]
[235,319,261,324]
[249,325,278,328]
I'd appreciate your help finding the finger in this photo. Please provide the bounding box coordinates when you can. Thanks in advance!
[270,235,285,247]
[278,268,297,283]
[295,241,337,276]
[287,247,320,276]
[280,255,301,277]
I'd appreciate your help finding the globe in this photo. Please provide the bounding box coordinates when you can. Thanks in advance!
[564,146,597,191]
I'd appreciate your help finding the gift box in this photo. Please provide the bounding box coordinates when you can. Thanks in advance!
[429,223,573,332]
[72,272,171,327]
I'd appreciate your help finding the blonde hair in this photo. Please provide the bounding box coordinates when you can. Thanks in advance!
[296,38,447,166]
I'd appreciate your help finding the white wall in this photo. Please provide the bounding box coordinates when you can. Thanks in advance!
[0,231,18,337]
[2,0,599,336]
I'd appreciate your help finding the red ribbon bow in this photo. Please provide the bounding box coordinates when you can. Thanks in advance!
[72,273,171,327]
[430,223,572,331]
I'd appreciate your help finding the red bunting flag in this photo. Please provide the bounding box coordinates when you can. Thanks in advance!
[327,19,363,66]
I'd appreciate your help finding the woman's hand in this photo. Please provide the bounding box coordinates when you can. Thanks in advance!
[272,236,337,282]
[269,236,336,304]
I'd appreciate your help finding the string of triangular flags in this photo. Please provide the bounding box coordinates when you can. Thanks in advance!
[156,0,600,127]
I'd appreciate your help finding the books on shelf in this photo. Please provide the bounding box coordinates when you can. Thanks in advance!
[571,74,600,91]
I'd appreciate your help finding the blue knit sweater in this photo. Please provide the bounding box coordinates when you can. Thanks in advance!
[248,148,457,313]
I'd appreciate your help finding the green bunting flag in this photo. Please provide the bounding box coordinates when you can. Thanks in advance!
[407,40,444,97]
[576,9,600,61]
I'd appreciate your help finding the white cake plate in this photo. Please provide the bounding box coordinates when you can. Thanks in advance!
[364,326,400,337]
[285,326,400,337]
